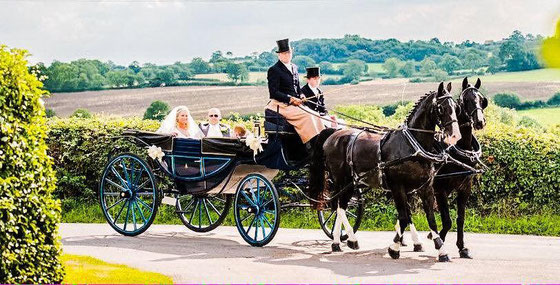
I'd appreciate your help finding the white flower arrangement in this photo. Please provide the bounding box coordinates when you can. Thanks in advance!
[245,132,263,156]
[147,145,165,161]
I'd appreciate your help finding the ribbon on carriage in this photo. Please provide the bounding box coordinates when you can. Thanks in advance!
[244,132,263,157]
[147,145,165,161]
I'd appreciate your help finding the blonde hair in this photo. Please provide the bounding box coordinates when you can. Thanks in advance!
[175,106,191,127]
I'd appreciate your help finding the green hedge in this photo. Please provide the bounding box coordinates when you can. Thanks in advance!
[46,104,560,215]
[0,46,64,283]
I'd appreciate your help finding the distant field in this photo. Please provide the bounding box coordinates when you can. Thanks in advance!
[518,107,560,126]
[479,69,560,82]
[194,72,341,83]
[332,62,385,73]
[45,79,560,119]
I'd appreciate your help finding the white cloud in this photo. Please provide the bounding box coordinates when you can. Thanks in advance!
[0,0,558,65]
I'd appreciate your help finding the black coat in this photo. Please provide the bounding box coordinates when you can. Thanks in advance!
[267,60,301,104]
[301,83,326,114]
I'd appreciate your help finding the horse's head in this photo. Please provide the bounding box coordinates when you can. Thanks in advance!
[435,82,461,145]
[459,77,487,130]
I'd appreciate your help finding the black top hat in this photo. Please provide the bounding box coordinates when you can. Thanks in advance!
[305,67,320,78]
[276,38,291,53]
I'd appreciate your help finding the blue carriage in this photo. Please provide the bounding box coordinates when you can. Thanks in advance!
[99,110,364,246]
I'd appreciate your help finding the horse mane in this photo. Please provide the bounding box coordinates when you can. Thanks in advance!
[405,91,436,123]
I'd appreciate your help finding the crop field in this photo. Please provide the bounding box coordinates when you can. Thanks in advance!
[479,68,560,82]
[45,76,560,119]
[518,107,560,126]
[194,72,341,83]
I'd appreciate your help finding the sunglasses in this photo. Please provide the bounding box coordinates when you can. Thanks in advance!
[209,114,219,118]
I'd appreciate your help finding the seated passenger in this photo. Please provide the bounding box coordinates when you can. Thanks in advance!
[156,106,204,139]
[301,67,344,129]
[198,108,232,137]
[233,125,247,138]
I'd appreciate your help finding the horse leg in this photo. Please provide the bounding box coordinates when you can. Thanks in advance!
[338,206,359,250]
[456,182,473,258]
[388,189,409,259]
[409,222,424,252]
[436,191,452,242]
[421,187,450,262]
[331,201,343,252]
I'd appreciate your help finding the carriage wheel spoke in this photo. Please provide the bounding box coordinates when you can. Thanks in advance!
[189,199,200,225]
[198,199,202,228]
[323,211,335,227]
[254,218,259,240]
[347,211,357,219]
[329,213,338,236]
[105,179,127,192]
[240,213,252,223]
[106,198,124,211]
[124,200,131,231]
[240,190,256,206]
[261,199,273,208]
[135,179,150,191]
[263,210,275,215]
[263,215,274,229]
[260,218,266,238]
[180,198,196,215]
[136,197,154,213]
[246,215,256,234]
[136,201,147,223]
[110,166,129,190]
[256,180,260,204]
[206,198,222,216]
[120,160,131,188]
[131,200,137,231]
[112,199,128,224]
[203,199,213,225]
[212,196,226,203]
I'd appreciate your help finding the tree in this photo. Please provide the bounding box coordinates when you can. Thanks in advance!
[399,60,416,78]
[439,54,462,74]
[487,56,502,74]
[225,62,249,83]
[210,50,225,63]
[0,45,64,283]
[319,61,337,74]
[292,55,316,73]
[128,61,141,73]
[258,52,277,66]
[144,100,170,121]
[493,93,522,109]
[463,50,485,73]
[341,59,366,81]
[430,69,448,81]
[420,58,437,75]
[190,57,211,74]
[382,57,403,78]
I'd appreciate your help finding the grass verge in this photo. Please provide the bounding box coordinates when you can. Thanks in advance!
[62,199,560,236]
[62,254,173,284]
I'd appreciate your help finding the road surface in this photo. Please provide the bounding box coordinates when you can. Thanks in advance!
[60,223,560,283]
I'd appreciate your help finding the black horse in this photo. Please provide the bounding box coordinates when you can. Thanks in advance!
[430,77,488,258]
[309,82,461,261]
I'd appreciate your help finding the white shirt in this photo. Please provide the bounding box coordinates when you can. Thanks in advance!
[282,62,294,73]
[206,123,224,137]
[309,85,319,95]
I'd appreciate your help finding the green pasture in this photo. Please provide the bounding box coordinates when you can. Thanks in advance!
[518,107,560,126]
[479,68,560,82]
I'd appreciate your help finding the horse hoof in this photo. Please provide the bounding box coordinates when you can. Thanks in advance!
[388,247,400,259]
[413,244,424,252]
[399,236,407,247]
[459,248,473,259]
[347,240,360,250]
[332,243,342,252]
[438,254,450,262]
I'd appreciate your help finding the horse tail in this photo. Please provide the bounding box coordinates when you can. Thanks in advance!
[308,128,337,208]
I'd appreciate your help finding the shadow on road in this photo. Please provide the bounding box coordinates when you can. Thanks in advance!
[62,230,440,278]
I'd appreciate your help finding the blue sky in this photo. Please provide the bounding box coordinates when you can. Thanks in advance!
[1,0,559,65]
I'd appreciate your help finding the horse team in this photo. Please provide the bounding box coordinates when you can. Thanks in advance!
[309,77,488,262]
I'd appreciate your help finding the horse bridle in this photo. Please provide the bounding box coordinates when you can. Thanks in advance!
[458,86,487,125]
[407,94,457,138]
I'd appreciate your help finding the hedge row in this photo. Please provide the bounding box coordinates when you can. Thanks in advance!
[46,104,559,215]
[1,46,64,283]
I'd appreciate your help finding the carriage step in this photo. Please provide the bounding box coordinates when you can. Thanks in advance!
[161,196,176,206]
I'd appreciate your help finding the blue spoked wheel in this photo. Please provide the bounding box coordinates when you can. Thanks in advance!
[234,173,280,247]
[317,189,364,241]
[99,153,159,236]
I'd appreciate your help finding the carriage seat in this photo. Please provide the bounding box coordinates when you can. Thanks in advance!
[264,109,296,134]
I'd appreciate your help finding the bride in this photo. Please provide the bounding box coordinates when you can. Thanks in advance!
[156,106,204,139]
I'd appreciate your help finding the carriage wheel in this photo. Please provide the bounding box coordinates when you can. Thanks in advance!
[176,193,232,232]
[99,153,159,236]
[234,174,280,247]
[317,189,364,241]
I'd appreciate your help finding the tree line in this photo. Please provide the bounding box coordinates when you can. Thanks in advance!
[35,30,545,93]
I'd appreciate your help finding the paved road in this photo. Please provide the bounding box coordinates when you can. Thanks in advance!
[60,223,560,283]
